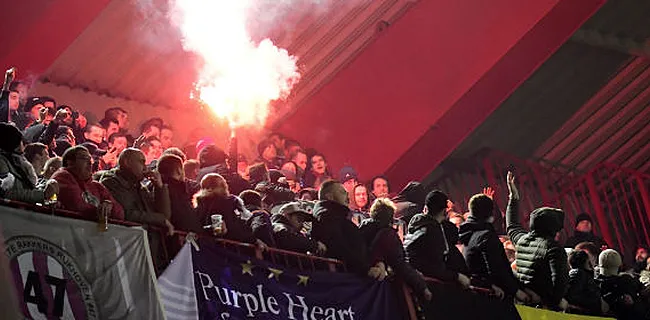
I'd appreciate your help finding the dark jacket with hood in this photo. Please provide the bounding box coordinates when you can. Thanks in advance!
[311,200,368,275]
[359,218,428,296]
[506,198,568,309]
[596,273,648,320]
[392,181,425,226]
[271,214,318,253]
[404,213,459,283]
[459,215,519,295]
[195,192,256,244]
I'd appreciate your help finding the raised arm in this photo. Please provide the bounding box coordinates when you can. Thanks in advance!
[505,172,526,244]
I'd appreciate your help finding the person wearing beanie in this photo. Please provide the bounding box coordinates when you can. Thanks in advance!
[565,213,608,250]
[0,123,58,203]
[505,172,569,311]
[459,193,528,303]
[596,249,649,319]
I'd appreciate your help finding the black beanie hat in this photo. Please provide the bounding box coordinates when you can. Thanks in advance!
[0,123,24,153]
[425,190,448,213]
[575,213,592,227]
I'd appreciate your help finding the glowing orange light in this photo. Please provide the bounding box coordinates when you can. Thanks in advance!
[171,0,300,128]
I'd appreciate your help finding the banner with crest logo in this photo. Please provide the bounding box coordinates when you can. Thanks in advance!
[0,206,165,319]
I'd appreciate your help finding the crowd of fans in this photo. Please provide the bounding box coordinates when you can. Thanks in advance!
[3,67,650,319]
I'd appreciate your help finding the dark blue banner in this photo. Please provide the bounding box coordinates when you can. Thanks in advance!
[191,239,406,320]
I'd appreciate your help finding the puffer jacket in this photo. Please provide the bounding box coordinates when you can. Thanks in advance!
[506,198,568,309]
[459,215,519,295]
[359,219,428,296]
[404,213,458,283]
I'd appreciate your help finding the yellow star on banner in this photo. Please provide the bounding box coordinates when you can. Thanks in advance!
[268,267,283,281]
[297,275,310,286]
[241,260,254,276]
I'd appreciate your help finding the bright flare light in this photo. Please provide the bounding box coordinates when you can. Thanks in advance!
[170,0,300,128]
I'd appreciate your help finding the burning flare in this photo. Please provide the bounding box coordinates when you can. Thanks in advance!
[170,0,301,128]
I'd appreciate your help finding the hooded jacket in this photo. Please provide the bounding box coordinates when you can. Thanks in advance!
[459,215,519,295]
[404,213,459,283]
[392,182,425,226]
[359,219,428,296]
[311,200,368,275]
[506,198,568,309]
[271,214,318,253]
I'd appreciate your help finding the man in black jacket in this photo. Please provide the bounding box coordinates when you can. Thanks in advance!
[272,202,325,254]
[506,172,569,311]
[459,193,528,301]
[404,190,471,288]
[311,180,384,278]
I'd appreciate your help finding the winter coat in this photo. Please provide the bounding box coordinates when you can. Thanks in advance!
[271,214,318,253]
[459,215,519,295]
[506,198,568,309]
[0,150,44,203]
[195,192,256,244]
[565,231,608,250]
[404,213,458,283]
[164,177,202,233]
[51,168,124,220]
[247,210,275,247]
[98,168,170,227]
[359,219,428,296]
[566,268,602,316]
[311,200,369,275]
[197,164,251,196]
[596,273,649,319]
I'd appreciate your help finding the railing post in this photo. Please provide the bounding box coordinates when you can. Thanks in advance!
[585,173,614,248]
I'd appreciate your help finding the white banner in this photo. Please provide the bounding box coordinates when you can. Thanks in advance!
[0,206,165,319]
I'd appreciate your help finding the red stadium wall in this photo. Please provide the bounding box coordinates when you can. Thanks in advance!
[278,0,605,188]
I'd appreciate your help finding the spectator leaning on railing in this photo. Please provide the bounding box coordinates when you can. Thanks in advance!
[52,146,124,220]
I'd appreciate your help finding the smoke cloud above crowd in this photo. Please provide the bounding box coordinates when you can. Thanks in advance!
[166,0,327,129]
